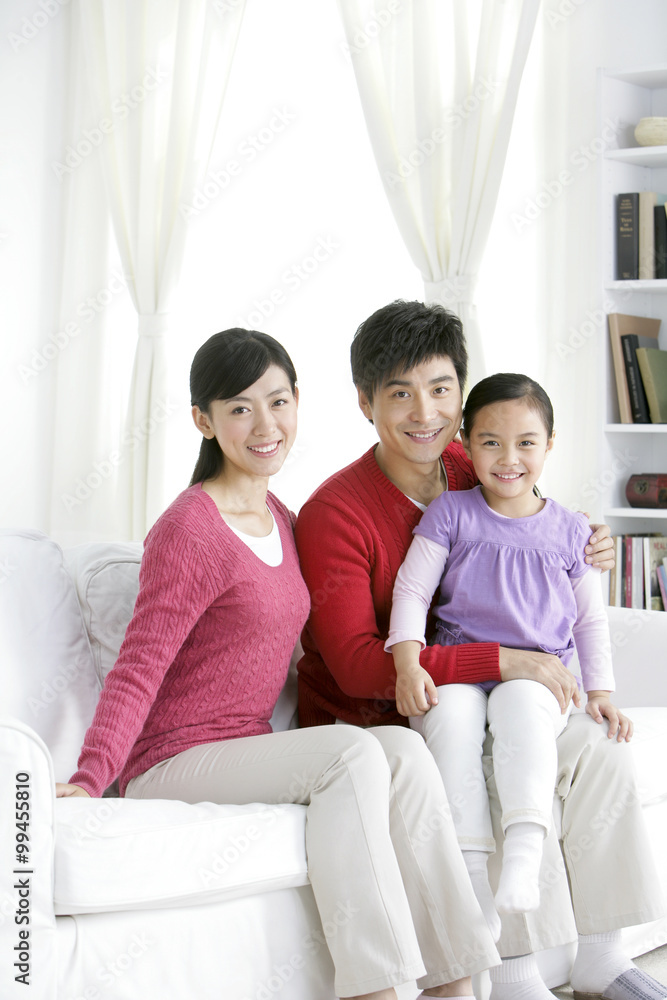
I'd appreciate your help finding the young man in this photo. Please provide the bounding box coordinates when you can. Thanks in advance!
[295,300,666,1000]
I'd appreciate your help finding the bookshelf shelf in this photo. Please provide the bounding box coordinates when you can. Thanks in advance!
[606,147,667,167]
[605,507,667,518]
[605,279,667,292]
[605,423,667,432]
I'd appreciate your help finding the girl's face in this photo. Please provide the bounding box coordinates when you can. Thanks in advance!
[462,397,554,516]
[192,364,298,482]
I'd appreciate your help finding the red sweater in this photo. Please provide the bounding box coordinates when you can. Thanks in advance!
[70,485,310,796]
[294,443,500,727]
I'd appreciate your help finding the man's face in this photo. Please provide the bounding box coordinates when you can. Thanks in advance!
[357,355,463,469]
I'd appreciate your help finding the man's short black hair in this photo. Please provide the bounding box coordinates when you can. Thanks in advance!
[350,300,468,402]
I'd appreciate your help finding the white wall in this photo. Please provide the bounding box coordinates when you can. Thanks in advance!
[2,0,667,542]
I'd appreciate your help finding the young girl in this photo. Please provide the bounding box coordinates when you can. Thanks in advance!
[56,329,500,1000]
[385,372,632,940]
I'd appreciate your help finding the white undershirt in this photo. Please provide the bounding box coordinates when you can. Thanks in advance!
[228,510,283,566]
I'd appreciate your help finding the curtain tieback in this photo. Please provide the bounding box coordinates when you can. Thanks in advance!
[138,313,169,338]
[424,275,478,307]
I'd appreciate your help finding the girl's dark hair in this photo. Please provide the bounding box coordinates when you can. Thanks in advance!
[462,373,554,439]
[189,328,297,486]
[350,300,468,400]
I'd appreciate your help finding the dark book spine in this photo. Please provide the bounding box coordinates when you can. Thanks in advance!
[616,193,639,280]
[655,205,667,279]
[621,334,651,422]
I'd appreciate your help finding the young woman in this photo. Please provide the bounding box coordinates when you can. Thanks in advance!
[385,373,631,941]
[56,329,500,1000]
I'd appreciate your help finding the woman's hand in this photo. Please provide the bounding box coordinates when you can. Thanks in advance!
[56,783,90,798]
[586,692,633,742]
[498,647,581,713]
[584,520,614,571]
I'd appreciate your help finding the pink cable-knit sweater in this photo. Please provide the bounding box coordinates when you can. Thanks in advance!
[69,484,311,797]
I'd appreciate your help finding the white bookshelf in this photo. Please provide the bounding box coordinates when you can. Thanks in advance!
[598,66,667,538]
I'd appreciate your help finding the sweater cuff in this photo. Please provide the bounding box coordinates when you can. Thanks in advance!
[455,643,501,684]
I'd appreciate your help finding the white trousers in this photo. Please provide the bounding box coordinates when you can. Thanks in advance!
[412,680,571,849]
[413,683,666,957]
[126,724,500,997]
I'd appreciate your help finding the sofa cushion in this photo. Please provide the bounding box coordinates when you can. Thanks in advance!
[0,530,100,781]
[54,797,309,914]
[64,541,143,686]
[63,540,300,734]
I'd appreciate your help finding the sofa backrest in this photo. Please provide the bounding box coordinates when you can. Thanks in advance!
[0,529,101,781]
[0,530,300,784]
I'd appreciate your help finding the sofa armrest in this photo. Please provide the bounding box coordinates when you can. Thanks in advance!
[0,718,57,1000]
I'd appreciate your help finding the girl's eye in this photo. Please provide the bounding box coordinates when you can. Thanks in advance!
[232,406,249,415]
[483,440,499,447]
[273,398,289,407]
[519,440,534,447]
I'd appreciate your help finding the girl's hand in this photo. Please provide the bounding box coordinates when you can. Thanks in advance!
[395,664,439,717]
[585,692,633,742]
[583,520,614,571]
[56,783,91,798]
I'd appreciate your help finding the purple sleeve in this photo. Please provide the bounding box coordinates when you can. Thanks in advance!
[412,491,456,548]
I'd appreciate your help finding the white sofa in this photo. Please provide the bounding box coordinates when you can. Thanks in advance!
[0,528,666,1000]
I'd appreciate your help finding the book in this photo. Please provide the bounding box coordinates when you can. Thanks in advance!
[643,536,667,610]
[626,473,667,508]
[636,347,667,422]
[608,536,623,607]
[621,334,651,422]
[607,314,661,423]
[639,191,657,279]
[655,204,667,279]
[624,535,633,607]
[616,193,639,280]
[631,535,645,609]
[658,563,667,610]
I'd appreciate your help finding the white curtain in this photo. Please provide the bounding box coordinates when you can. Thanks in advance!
[77,0,247,537]
[337,0,539,387]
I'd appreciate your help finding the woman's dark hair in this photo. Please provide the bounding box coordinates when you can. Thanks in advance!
[462,373,554,439]
[189,328,297,486]
[350,300,468,400]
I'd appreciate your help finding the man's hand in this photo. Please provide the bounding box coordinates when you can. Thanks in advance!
[498,647,581,713]
[56,783,90,798]
[584,520,614,571]
[586,692,633,742]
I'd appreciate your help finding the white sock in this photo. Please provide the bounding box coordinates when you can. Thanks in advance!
[463,850,502,942]
[489,954,554,1000]
[569,932,634,994]
[495,822,545,914]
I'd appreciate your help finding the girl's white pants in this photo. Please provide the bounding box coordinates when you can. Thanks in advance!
[126,724,500,998]
[411,679,571,849]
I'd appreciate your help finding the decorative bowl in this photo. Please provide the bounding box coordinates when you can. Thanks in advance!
[634,117,667,146]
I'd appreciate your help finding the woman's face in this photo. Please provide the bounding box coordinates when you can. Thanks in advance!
[193,363,298,481]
